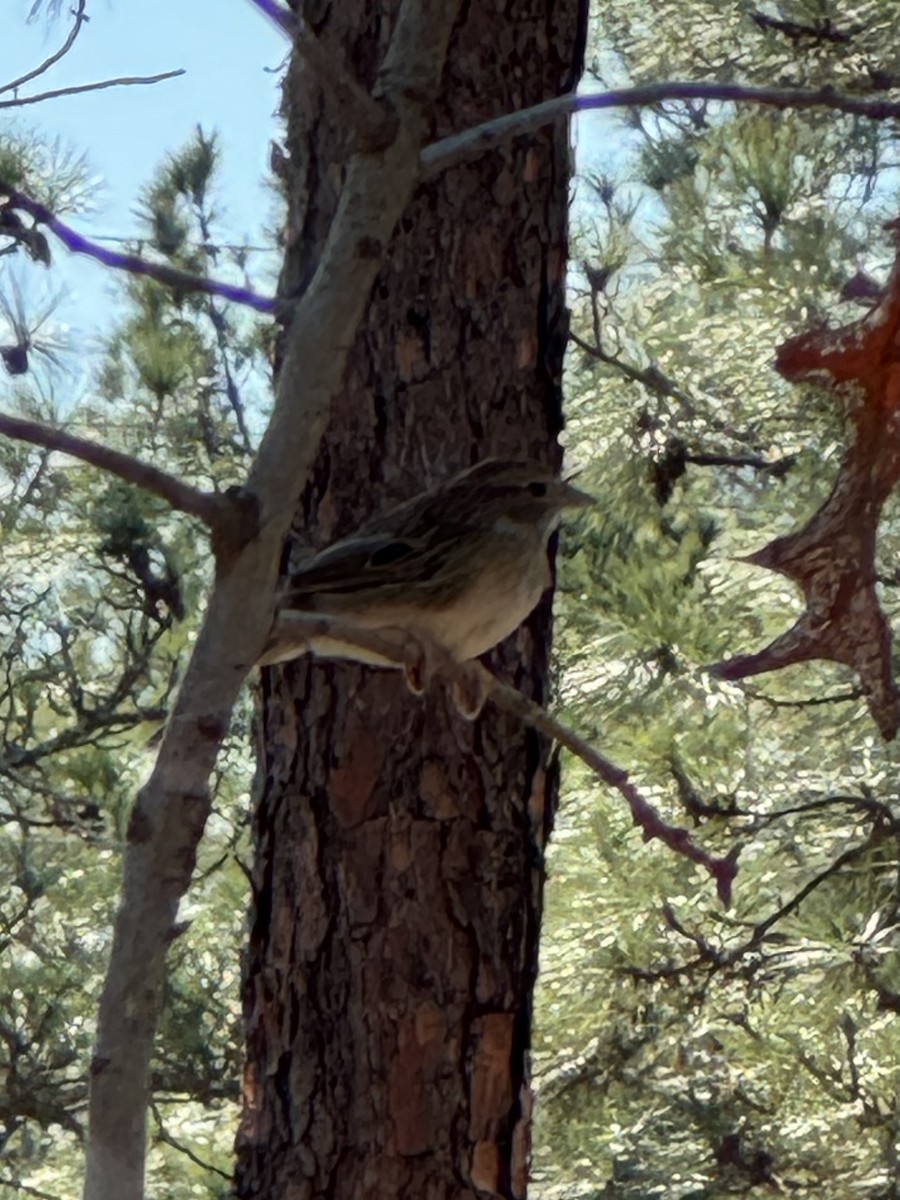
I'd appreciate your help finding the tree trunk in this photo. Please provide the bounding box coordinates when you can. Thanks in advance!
[235,3,586,1197]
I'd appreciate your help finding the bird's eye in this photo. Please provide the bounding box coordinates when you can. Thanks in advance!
[527,481,548,497]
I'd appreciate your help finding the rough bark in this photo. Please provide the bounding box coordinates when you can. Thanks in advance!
[235,2,586,1198]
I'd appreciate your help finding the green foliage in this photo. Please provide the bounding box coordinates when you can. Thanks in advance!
[0,127,268,1196]
[534,3,900,1197]
[0,126,95,215]
[2,6,899,1200]
[0,135,28,190]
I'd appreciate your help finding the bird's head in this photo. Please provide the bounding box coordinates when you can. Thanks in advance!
[447,459,593,534]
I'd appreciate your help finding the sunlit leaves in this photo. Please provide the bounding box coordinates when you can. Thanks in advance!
[0,127,265,1197]
[536,1,900,1195]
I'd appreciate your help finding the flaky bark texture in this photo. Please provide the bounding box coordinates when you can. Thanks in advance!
[235,3,586,1197]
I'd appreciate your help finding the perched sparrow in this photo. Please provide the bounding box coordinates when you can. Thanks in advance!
[260,458,592,680]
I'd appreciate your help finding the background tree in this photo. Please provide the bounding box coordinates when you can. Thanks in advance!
[0,124,266,1195]
[532,3,900,1197]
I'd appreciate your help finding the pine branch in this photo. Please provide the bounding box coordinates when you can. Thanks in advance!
[0,410,221,526]
[0,187,277,313]
[263,613,739,904]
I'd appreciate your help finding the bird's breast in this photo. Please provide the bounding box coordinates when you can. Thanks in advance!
[420,544,551,660]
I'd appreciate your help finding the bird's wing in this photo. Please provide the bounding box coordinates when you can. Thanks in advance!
[282,533,432,602]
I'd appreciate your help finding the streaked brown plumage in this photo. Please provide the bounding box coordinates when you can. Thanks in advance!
[260,458,592,669]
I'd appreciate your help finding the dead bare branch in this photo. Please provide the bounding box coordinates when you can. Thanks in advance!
[0,0,88,97]
[84,3,463,1195]
[0,69,185,111]
[148,1102,231,1181]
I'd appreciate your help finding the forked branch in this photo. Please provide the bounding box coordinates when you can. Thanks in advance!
[83,3,463,1195]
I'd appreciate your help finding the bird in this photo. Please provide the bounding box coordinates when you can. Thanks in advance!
[259,458,592,688]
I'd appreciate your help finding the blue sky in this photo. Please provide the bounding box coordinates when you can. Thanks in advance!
[0,0,629,386]
[1,0,283,351]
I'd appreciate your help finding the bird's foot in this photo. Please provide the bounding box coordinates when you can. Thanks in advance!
[401,633,437,696]
[449,660,489,721]
[399,636,489,720]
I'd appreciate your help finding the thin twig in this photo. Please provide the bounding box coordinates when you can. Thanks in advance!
[0,410,221,526]
[0,69,186,110]
[193,205,254,453]
[760,792,897,827]
[750,10,862,44]
[569,324,790,453]
[203,297,254,452]
[90,233,272,253]
[149,1102,231,1181]
[743,685,862,709]
[263,613,738,903]
[723,840,874,960]
[0,0,88,97]
[0,1178,62,1200]
[493,675,738,905]
[624,830,881,984]
[421,81,900,174]
[569,328,698,415]
[686,450,797,475]
[0,188,277,314]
